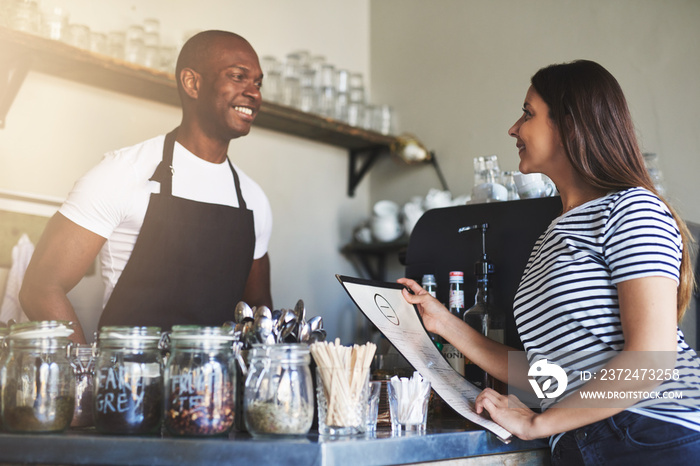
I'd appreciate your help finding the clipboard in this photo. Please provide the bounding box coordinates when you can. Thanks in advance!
[336,274,512,442]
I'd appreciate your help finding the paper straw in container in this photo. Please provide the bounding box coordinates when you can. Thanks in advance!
[310,338,376,428]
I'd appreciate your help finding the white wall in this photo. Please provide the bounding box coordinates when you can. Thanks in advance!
[4,0,698,343]
[369,0,700,276]
[0,0,372,342]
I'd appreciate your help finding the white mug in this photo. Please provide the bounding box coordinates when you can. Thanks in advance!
[513,172,555,199]
[471,182,508,203]
[373,200,400,218]
[371,215,403,242]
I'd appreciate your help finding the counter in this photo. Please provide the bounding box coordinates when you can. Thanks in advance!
[0,422,549,465]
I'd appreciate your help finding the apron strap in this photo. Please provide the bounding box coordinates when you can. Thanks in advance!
[149,127,178,196]
[228,158,248,210]
[150,127,248,210]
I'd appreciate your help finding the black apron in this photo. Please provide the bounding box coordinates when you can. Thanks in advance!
[98,128,256,329]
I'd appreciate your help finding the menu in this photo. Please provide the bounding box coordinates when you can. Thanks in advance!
[336,275,512,443]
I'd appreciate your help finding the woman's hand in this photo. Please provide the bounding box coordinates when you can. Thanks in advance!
[475,388,543,441]
[397,277,451,335]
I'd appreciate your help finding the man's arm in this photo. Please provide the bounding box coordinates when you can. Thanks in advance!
[242,253,272,309]
[19,213,106,344]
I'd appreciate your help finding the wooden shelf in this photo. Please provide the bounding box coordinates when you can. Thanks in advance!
[0,27,398,149]
[0,27,402,195]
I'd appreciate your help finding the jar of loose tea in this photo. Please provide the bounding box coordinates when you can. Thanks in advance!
[93,326,164,435]
[163,325,237,436]
[244,344,314,437]
[1,321,75,433]
[70,344,95,428]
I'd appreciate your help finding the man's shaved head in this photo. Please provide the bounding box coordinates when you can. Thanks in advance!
[175,30,255,99]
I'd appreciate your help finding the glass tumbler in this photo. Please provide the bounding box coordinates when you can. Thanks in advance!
[316,367,369,436]
[388,379,431,435]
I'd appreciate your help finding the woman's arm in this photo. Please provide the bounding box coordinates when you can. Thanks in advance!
[398,277,528,387]
[475,275,679,440]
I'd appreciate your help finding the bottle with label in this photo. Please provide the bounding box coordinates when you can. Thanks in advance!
[441,271,466,376]
[421,274,437,298]
[421,274,441,351]
[459,224,504,390]
[448,271,465,317]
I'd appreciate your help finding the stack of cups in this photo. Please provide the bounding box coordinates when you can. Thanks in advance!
[317,63,336,118]
[347,73,366,127]
[334,69,350,123]
[142,18,160,69]
[261,55,283,104]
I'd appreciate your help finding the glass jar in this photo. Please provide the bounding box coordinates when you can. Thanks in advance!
[93,326,164,434]
[70,344,95,428]
[244,344,314,437]
[1,321,75,433]
[163,325,237,436]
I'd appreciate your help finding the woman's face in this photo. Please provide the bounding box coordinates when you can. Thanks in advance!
[508,86,565,176]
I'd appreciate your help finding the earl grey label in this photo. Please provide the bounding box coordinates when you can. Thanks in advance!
[95,366,147,414]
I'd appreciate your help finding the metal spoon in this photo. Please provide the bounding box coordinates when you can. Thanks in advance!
[308,329,327,343]
[308,315,323,332]
[234,301,254,323]
[254,305,272,320]
[253,315,273,344]
[293,299,306,323]
[298,322,311,342]
[280,318,298,343]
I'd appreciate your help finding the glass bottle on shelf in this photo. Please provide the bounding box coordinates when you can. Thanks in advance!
[421,274,437,298]
[421,274,441,351]
[471,155,507,203]
[441,271,466,376]
[459,224,504,390]
[502,171,520,201]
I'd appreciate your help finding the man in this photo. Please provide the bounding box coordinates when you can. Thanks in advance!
[19,31,272,343]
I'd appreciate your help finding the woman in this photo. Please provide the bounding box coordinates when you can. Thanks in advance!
[399,60,700,464]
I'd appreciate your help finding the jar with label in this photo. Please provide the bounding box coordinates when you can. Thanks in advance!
[163,325,237,436]
[93,326,164,434]
[1,321,75,433]
[70,344,95,428]
[244,344,314,437]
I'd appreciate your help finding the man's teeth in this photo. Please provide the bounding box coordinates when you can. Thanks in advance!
[235,106,253,116]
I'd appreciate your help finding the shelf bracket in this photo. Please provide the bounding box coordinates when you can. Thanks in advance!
[0,50,31,129]
[348,146,387,197]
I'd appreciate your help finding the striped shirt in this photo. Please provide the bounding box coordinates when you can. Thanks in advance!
[513,187,700,432]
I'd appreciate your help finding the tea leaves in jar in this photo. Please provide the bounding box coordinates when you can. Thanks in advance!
[163,325,237,436]
[165,371,235,436]
[1,321,76,433]
[93,326,164,435]
[243,344,314,437]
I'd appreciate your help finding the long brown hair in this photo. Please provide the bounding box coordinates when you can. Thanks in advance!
[531,59,695,321]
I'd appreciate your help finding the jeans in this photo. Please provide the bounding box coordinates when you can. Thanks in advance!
[551,411,700,465]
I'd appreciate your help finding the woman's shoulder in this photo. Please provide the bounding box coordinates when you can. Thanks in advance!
[604,187,671,218]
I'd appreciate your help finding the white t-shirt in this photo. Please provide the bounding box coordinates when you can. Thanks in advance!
[60,134,273,307]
